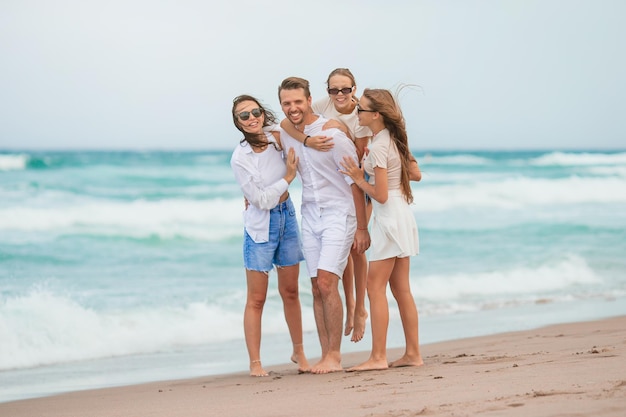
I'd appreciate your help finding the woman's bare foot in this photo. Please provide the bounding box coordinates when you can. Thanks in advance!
[311,355,343,374]
[388,354,424,368]
[291,350,311,374]
[350,309,368,342]
[346,357,388,372]
[250,360,269,377]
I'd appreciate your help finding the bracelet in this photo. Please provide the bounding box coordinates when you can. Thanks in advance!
[357,227,368,231]
[303,135,310,147]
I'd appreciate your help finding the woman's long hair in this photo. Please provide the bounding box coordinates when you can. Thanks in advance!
[232,95,280,150]
[361,88,413,204]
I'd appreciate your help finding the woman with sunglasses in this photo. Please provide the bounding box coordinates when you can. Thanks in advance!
[340,88,423,372]
[230,94,310,376]
[280,68,372,344]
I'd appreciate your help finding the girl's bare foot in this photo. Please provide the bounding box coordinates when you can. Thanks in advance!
[346,357,388,372]
[291,349,311,374]
[344,310,354,336]
[388,354,424,368]
[350,310,368,342]
[250,360,269,377]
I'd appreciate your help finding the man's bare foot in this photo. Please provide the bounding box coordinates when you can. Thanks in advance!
[250,360,269,377]
[346,358,388,372]
[350,310,368,342]
[311,357,343,374]
[291,351,311,374]
[388,355,424,368]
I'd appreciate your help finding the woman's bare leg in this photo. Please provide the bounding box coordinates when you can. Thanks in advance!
[244,270,269,376]
[277,264,310,373]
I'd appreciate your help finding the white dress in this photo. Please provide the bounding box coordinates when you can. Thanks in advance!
[363,129,419,261]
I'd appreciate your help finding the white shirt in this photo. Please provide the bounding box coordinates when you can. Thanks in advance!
[280,116,358,215]
[364,128,402,191]
[312,96,372,140]
[230,132,288,242]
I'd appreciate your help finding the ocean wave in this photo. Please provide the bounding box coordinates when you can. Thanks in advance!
[413,175,626,211]
[410,254,619,317]
[0,254,614,370]
[0,289,245,370]
[419,153,492,166]
[415,255,600,300]
[0,198,247,240]
[529,151,626,166]
[0,154,28,171]
[1,174,624,239]
[587,166,626,177]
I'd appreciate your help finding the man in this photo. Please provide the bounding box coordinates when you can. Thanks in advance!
[278,76,370,374]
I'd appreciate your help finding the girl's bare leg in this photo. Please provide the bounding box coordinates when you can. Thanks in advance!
[342,255,356,336]
[347,258,395,371]
[388,257,423,367]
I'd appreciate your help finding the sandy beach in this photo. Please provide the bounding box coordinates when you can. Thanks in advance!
[1,316,624,417]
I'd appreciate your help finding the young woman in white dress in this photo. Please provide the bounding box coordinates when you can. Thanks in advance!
[340,88,424,371]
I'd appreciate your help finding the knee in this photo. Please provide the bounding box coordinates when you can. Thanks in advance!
[279,284,299,301]
[247,294,266,310]
[315,277,335,298]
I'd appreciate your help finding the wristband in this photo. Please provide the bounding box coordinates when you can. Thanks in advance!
[303,135,310,147]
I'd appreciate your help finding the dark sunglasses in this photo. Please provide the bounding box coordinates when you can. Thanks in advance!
[356,105,376,113]
[237,107,263,121]
[327,87,354,95]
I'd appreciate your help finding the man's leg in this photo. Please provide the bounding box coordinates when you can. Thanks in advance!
[310,269,343,374]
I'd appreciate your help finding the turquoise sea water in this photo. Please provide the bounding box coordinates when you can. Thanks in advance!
[1,149,625,402]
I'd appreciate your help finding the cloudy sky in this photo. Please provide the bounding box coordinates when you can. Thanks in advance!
[1,0,624,151]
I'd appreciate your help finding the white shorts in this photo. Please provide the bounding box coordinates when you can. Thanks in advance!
[300,203,356,279]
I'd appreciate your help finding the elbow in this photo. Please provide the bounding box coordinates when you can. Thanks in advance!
[376,194,388,204]
[257,200,275,210]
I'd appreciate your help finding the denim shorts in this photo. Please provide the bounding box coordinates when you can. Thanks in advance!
[243,197,304,272]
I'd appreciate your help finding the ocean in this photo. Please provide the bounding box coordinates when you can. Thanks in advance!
[1,149,625,403]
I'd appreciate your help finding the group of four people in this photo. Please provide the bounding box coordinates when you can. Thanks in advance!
[230,69,423,376]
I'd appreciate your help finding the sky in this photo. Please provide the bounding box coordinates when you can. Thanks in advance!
[0,0,624,151]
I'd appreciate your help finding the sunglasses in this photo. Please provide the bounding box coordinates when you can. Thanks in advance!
[237,107,263,121]
[327,87,354,95]
[356,105,376,113]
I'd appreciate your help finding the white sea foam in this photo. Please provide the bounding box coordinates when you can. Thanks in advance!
[0,197,247,240]
[530,151,626,166]
[0,289,245,370]
[587,166,626,177]
[0,154,28,171]
[420,153,492,165]
[412,175,626,211]
[411,255,606,317]
[0,255,610,371]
